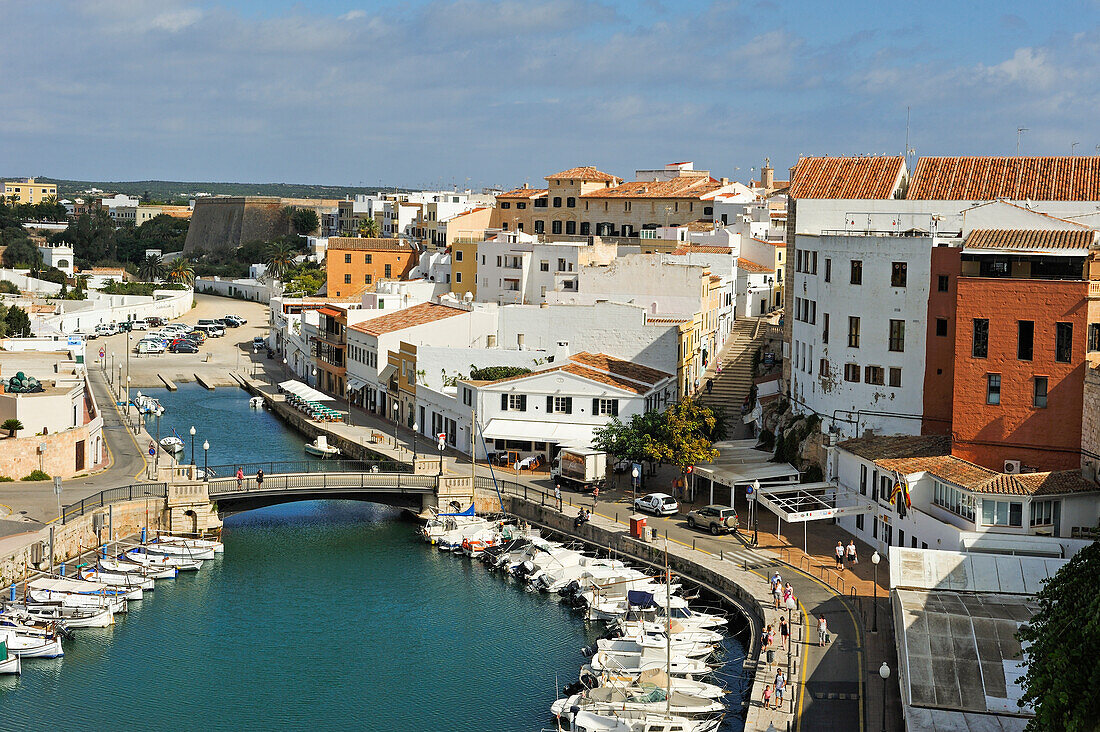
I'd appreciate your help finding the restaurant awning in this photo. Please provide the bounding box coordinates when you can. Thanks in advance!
[279,380,334,402]
[377,363,397,386]
[756,481,876,523]
[347,375,367,392]
[480,418,594,447]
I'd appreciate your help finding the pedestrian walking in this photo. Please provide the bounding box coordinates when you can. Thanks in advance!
[835,541,845,570]
[783,582,793,608]
[846,539,858,566]
[554,483,562,511]
[256,468,264,487]
[705,378,712,394]
[762,684,773,710]
[591,484,599,504]
[771,573,783,609]
[235,467,243,489]
[774,669,786,709]
[763,625,775,665]
[779,617,789,648]
[716,362,723,375]
[818,615,829,647]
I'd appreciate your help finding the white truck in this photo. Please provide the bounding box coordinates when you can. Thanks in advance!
[550,448,607,492]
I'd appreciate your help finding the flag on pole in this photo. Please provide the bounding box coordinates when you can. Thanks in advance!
[890,471,912,509]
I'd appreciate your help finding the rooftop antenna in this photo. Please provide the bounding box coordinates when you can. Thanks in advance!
[1071,142,1079,156]
[904,106,911,162]
[1016,127,1029,155]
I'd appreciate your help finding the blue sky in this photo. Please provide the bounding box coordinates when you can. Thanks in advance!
[3,0,1099,188]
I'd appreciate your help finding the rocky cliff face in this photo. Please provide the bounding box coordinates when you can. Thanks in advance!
[182,197,287,255]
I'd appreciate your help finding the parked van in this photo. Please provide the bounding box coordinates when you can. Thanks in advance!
[130,319,149,330]
[194,323,224,337]
[134,339,165,354]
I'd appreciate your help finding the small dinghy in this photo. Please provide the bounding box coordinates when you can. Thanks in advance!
[304,435,340,458]
[27,578,131,611]
[121,548,202,570]
[160,435,184,458]
[1,628,64,659]
[0,634,20,674]
[143,542,215,561]
[99,558,177,580]
[249,396,264,409]
[153,534,224,553]
[20,603,114,628]
[78,567,155,591]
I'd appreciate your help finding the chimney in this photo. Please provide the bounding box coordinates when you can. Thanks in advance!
[555,340,571,362]
[720,177,729,186]
[762,159,774,190]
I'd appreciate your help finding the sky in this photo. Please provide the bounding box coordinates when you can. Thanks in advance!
[3,0,1100,189]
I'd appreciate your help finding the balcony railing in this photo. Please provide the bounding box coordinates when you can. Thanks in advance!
[1090,280,1100,299]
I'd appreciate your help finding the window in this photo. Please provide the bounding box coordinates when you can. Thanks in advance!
[366,254,372,264]
[844,363,860,382]
[500,201,511,209]
[534,197,547,208]
[891,261,907,287]
[566,221,576,235]
[936,318,948,337]
[501,394,527,412]
[344,274,351,284]
[972,319,989,358]
[454,250,463,262]
[1017,321,1034,360]
[856,514,864,531]
[889,367,902,387]
[888,320,905,352]
[566,197,575,208]
[704,206,713,216]
[1033,376,1048,408]
[539,260,549,272]
[1055,322,1073,363]
[580,222,590,235]
[823,258,832,282]
[593,398,619,416]
[986,373,1001,404]
[822,313,829,343]
[938,274,949,292]
[848,317,860,348]
[365,274,372,284]
[552,221,562,234]
[1030,500,1056,527]
[454,272,461,283]
[865,366,884,385]
[811,251,818,274]
[534,220,545,234]
[344,253,352,263]
[982,499,1023,527]
[850,260,862,285]
[860,465,868,496]
[553,197,562,208]
[384,264,392,278]
[1089,323,1100,352]
[516,202,527,209]
[547,396,573,414]
[819,358,829,377]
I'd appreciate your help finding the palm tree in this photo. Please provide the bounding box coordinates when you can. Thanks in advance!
[359,217,381,238]
[165,257,195,287]
[265,243,296,283]
[2,418,23,438]
[138,254,164,282]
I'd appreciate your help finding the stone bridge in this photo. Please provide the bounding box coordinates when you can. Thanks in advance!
[208,472,439,515]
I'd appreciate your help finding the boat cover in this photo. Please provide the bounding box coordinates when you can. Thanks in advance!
[627,590,656,608]
[439,504,475,517]
[29,577,111,593]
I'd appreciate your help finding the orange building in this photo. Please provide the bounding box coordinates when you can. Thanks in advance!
[325,237,418,298]
[921,246,962,436]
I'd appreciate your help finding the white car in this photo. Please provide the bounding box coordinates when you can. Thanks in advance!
[134,339,165,354]
[130,320,149,330]
[634,493,679,516]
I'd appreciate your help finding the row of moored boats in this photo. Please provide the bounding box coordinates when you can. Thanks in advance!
[0,535,223,675]
[421,509,734,732]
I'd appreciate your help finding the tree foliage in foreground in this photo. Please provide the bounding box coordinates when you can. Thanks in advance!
[593,398,721,478]
[1015,540,1100,731]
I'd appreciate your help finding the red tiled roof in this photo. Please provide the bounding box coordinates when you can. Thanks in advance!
[838,435,951,461]
[737,257,774,273]
[473,352,672,395]
[569,352,673,385]
[582,177,725,200]
[498,187,548,199]
[670,245,734,255]
[348,303,465,337]
[788,156,905,199]
[545,166,620,183]
[964,229,1096,251]
[316,307,342,318]
[907,156,1100,201]
[328,237,413,251]
[753,237,785,247]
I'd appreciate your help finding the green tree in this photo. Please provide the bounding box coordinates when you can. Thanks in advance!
[1,238,43,268]
[138,253,164,282]
[1,418,23,437]
[290,208,320,235]
[165,257,195,286]
[359,216,381,238]
[1015,541,1100,730]
[3,306,30,336]
[265,243,296,282]
[0,280,19,294]
[649,398,719,484]
[39,267,66,285]
[468,366,531,381]
[593,410,667,467]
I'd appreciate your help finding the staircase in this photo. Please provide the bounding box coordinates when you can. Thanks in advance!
[698,318,766,417]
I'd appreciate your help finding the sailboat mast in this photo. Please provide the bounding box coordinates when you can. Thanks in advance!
[665,538,672,718]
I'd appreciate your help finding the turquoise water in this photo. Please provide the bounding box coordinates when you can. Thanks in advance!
[0,384,745,730]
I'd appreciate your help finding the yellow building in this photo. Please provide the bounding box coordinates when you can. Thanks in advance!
[2,178,57,205]
[450,238,479,299]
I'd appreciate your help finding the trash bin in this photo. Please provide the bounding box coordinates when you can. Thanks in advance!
[630,515,647,540]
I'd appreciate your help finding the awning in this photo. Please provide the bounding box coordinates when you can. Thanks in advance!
[480,418,595,447]
[347,375,367,392]
[756,481,876,523]
[378,363,397,386]
[279,379,334,401]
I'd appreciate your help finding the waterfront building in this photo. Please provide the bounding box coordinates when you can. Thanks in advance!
[2,177,57,205]
[474,232,617,305]
[325,237,419,298]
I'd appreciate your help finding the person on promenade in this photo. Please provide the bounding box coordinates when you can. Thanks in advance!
[705,378,712,394]
[256,468,264,487]
[591,484,600,504]
[762,625,774,666]
[846,540,858,566]
[783,582,793,608]
[835,541,845,570]
[774,669,786,710]
[771,572,783,609]
[779,617,789,648]
[762,684,773,710]
[554,483,562,511]
[818,615,828,647]
[236,467,243,488]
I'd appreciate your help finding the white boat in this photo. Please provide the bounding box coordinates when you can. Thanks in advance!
[588,649,713,677]
[579,669,727,701]
[248,396,264,409]
[160,435,184,458]
[99,558,177,579]
[611,620,726,645]
[437,519,495,552]
[144,542,215,561]
[27,578,131,611]
[304,434,340,458]
[20,603,114,628]
[563,709,720,732]
[595,636,717,659]
[459,527,502,557]
[531,557,631,593]
[121,548,202,571]
[133,394,162,414]
[0,629,63,659]
[0,635,20,674]
[154,534,224,553]
[78,567,155,591]
[551,685,725,720]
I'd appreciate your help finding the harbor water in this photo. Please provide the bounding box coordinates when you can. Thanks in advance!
[0,384,746,730]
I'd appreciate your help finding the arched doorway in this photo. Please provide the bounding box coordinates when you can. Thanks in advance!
[183,510,198,536]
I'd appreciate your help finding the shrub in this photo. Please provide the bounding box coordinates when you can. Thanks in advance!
[22,470,50,481]
[803,463,824,483]
[758,429,775,451]
[468,366,532,381]
[0,476,13,482]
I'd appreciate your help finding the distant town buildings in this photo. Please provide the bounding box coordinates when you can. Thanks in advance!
[2,177,56,205]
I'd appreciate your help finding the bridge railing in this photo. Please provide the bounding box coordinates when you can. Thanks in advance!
[208,472,437,496]
[61,483,169,524]
[206,459,412,477]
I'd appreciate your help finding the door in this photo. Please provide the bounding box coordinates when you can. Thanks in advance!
[75,440,85,471]
[759,299,766,315]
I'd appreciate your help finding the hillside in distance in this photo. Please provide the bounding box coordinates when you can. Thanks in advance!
[38,178,408,204]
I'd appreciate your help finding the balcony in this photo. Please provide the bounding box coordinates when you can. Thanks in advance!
[1090,280,1100,300]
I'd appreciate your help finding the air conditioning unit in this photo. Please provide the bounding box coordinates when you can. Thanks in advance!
[1004,460,1022,475]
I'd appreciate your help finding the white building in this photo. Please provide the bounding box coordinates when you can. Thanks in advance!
[37,241,74,276]
[408,249,452,287]
[463,352,676,461]
[474,234,617,305]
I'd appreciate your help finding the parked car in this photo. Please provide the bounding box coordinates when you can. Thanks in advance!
[169,340,199,354]
[94,324,115,337]
[685,505,739,535]
[187,330,207,344]
[634,493,679,516]
[213,317,239,328]
[134,339,165,354]
[226,314,246,325]
[130,319,149,330]
[80,330,99,340]
[146,316,164,327]
[252,335,267,348]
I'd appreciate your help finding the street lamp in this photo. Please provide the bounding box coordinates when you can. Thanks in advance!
[751,479,760,547]
[189,426,196,466]
[879,661,891,732]
[413,422,419,461]
[154,406,163,473]
[202,440,209,482]
[438,434,445,476]
[117,364,122,399]
[392,401,399,449]
[871,550,881,633]
[631,466,640,505]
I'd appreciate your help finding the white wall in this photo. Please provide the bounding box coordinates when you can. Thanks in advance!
[0,269,63,295]
[546,253,705,318]
[195,277,273,303]
[36,289,193,335]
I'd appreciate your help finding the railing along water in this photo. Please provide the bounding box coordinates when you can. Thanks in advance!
[61,483,169,524]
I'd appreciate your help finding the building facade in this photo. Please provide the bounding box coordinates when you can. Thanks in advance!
[325,237,419,298]
[2,178,57,205]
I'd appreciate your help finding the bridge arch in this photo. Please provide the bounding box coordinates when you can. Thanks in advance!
[207,472,440,517]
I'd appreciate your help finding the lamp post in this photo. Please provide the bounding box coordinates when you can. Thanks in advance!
[412,422,419,461]
[871,550,881,633]
[117,364,122,400]
[392,401,399,450]
[135,390,144,434]
[154,406,163,473]
[751,479,760,547]
[189,426,196,466]
[878,661,891,732]
[438,435,445,476]
[631,466,640,505]
[126,376,131,426]
[202,440,209,482]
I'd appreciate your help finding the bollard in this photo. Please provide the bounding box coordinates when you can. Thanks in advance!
[8,586,14,601]
[60,564,65,576]
[692,538,696,551]
[141,527,147,544]
[720,549,723,561]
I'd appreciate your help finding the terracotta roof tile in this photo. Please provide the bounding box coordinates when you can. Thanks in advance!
[475,352,671,395]
[737,257,774,274]
[498,187,548,199]
[838,434,951,461]
[328,237,414,251]
[876,455,998,490]
[907,156,1100,201]
[348,302,465,337]
[669,245,734,255]
[582,177,726,200]
[647,317,689,325]
[545,166,620,183]
[753,237,785,247]
[788,156,905,199]
[964,229,1096,251]
[569,352,673,385]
